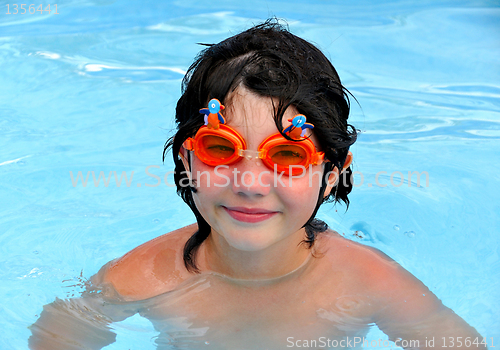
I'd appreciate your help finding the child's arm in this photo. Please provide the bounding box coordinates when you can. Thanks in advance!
[28,262,136,350]
[28,297,117,350]
[28,226,193,349]
[369,258,487,349]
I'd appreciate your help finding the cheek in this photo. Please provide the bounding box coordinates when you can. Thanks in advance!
[190,157,228,190]
[189,158,236,215]
[189,164,225,226]
[278,167,323,214]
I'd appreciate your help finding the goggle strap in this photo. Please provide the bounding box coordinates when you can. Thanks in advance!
[183,138,195,151]
[313,152,325,165]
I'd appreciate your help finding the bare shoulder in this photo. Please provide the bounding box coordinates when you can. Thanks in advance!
[318,230,443,318]
[318,230,398,273]
[318,230,433,298]
[317,233,485,344]
[93,224,198,301]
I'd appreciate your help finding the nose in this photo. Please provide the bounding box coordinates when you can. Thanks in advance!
[231,155,273,197]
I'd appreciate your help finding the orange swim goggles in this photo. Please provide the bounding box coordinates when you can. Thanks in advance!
[182,99,325,176]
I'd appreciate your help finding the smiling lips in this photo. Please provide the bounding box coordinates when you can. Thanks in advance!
[222,206,280,223]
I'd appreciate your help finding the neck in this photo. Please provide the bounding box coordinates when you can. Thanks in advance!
[199,228,312,280]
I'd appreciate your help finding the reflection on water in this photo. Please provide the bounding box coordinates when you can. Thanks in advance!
[30,261,376,349]
[29,239,479,350]
[30,260,478,350]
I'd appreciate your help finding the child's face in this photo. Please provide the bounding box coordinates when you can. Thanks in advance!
[183,87,327,253]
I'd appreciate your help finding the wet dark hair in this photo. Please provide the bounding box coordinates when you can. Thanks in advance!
[164,19,357,273]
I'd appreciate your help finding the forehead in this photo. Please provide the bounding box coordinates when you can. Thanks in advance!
[223,87,297,132]
[221,87,318,148]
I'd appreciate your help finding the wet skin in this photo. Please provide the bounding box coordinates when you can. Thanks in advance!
[90,225,483,349]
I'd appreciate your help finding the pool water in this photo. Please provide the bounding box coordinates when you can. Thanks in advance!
[1,0,499,349]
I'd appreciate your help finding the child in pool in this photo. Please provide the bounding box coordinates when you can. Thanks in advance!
[29,21,486,350]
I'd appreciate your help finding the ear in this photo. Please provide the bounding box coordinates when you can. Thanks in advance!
[341,151,353,172]
[179,145,192,182]
[323,151,353,198]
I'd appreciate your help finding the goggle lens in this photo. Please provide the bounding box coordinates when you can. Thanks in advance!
[268,144,307,166]
[200,135,236,161]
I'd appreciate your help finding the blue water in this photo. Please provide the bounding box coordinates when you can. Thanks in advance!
[1,1,499,349]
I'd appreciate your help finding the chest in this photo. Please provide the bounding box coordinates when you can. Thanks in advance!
[140,274,373,349]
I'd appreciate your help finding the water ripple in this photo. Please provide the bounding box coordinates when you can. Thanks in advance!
[147,12,246,36]
[354,85,500,113]
[31,50,186,82]
[82,63,185,82]
[0,155,31,167]
[359,117,500,143]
